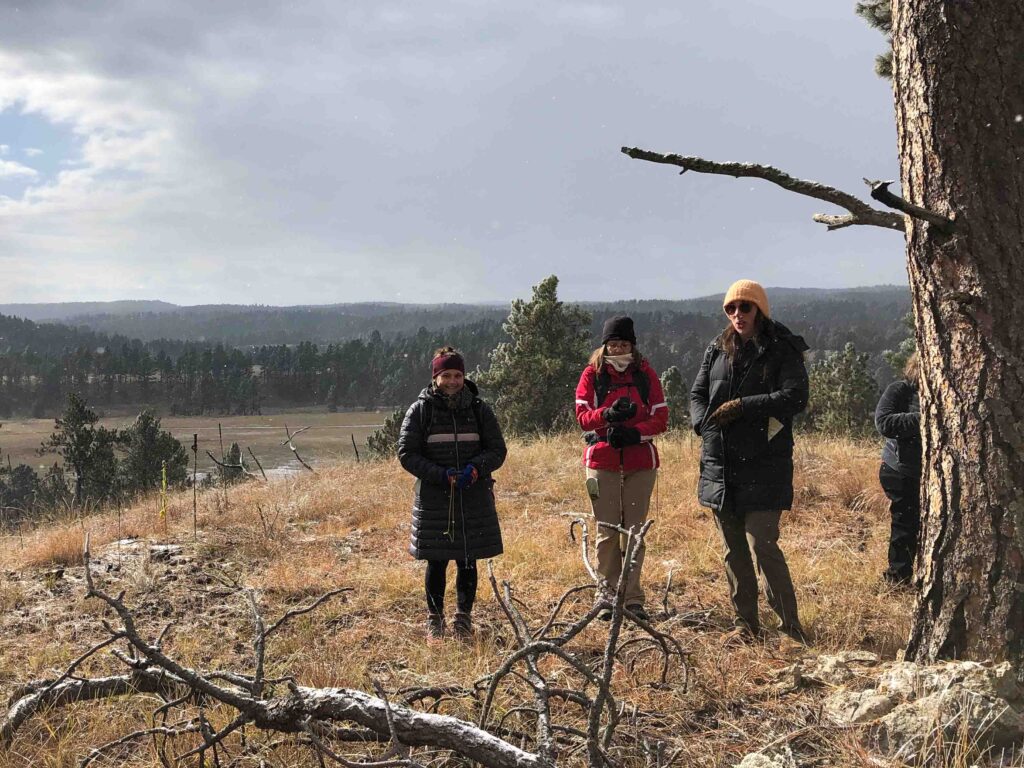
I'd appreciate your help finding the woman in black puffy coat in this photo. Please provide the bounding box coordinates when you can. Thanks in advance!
[874,352,921,585]
[397,346,507,643]
[690,280,809,643]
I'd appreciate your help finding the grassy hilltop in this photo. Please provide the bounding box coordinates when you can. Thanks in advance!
[0,432,912,767]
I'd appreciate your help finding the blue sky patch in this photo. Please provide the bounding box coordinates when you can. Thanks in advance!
[0,105,82,200]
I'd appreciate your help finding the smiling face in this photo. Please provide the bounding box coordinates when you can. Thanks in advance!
[434,369,465,395]
[724,301,758,341]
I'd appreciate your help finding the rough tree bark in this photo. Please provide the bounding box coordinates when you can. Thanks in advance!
[893,0,1024,666]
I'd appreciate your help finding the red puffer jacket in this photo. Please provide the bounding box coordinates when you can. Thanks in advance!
[575,360,668,471]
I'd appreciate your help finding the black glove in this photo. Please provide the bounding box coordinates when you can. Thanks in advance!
[603,396,637,423]
[607,426,642,449]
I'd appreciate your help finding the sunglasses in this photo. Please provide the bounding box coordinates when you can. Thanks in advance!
[724,301,754,316]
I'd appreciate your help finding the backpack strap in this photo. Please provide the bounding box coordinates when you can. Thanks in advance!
[595,365,651,407]
[632,366,651,406]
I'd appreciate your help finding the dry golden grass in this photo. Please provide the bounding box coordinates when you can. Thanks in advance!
[0,431,1001,768]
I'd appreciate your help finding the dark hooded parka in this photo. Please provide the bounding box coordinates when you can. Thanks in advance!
[398,379,507,561]
[689,320,809,513]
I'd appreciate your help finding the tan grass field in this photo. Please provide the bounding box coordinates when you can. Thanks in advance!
[0,409,392,476]
[0,431,932,767]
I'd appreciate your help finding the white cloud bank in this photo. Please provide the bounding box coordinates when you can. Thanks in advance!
[0,158,38,179]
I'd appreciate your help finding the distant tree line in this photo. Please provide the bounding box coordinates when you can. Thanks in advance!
[0,287,911,420]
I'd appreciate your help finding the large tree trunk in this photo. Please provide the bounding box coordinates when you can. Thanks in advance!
[894,0,1024,666]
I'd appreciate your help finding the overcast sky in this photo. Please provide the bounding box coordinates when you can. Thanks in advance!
[0,1,905,305]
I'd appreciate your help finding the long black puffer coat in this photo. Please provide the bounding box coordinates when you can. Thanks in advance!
[398,379,507,561]
[689,320,809,513]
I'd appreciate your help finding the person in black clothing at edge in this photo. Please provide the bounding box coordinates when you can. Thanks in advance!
[874,352,922,586]
[690,279,810,644]
[397,347,507,644]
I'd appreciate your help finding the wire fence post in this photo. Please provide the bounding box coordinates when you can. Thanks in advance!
[191,433,198,541]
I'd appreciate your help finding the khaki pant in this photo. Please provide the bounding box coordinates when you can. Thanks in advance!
[713,507,800,631]
[586,467,656,606]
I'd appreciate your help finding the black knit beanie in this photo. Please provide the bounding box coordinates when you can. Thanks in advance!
[601,316,636,345]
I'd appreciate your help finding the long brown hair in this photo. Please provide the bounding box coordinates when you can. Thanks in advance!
[588,346,644,371]
[717,311,766,360]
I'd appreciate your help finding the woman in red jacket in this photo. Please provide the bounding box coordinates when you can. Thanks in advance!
[575,316,668,621]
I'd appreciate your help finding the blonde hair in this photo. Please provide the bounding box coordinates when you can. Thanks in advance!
[904,351,920,383]
[588,346,643,371]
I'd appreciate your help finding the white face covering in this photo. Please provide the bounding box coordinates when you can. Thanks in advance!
[605,354,633,372]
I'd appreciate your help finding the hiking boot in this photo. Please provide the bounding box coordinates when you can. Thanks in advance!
[426,613,446,645]
[722,619,761,646]
[597,608,613,621]
[779,623,811,645]
[452,611,474,640]
[626,604,650,622]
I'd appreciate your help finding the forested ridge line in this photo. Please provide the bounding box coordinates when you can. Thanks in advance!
[0,285,910,418]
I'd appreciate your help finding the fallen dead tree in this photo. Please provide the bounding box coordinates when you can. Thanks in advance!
[1,520,688,768]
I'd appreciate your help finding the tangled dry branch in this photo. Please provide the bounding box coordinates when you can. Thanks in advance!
[2,522,689,768]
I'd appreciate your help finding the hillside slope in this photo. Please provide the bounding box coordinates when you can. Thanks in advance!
[0,433,912,767]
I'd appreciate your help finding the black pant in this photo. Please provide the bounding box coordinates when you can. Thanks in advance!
[878,463,920,581]
[425,559,477,616]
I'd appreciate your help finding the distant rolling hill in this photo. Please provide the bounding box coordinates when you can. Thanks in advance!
[0,285,910,346]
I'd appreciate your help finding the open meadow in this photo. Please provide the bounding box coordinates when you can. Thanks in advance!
[0,409,393,477]
[0,430,946,767]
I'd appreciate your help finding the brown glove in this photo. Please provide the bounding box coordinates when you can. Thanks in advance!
[709,398,743,427]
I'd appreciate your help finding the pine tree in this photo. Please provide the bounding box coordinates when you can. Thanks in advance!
[855,0,893,78]
[119,410,189,494]
[366,408,404,460]
[476,276,591,435]
[39,393,122,505]
[806,343,879,437]
[659,366,689,431]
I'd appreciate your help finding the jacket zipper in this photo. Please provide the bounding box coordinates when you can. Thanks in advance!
[722,340,767,513]
[452,410,469,563]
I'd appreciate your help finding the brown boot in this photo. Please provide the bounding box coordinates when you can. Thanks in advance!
[426,613,446,645]
[452,611,473,640]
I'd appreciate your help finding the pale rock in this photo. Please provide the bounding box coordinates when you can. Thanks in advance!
[734,746,797,768]
[825,688,896,725]
[878,660,1022,703]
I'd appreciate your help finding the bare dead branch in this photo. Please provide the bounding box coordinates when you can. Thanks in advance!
[176,713,251,761]
[247,447,269,481]
[865,178,955,233]
[7,523,689,768]
[36,632,127,700]
[620,146,906,232]
[79,723,202,767]
[264,588,351,639]
[398,686,473,708]
[533,585,596,640]
[283,424,315,472]
[569,519,599,582]
[1,669,187,746]
[205,450,258,479]
[662,569,674,618]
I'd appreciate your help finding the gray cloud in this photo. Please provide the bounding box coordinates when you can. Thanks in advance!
[0,1,902,305]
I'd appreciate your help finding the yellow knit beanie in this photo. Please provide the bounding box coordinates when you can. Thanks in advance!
[723,279,770,318]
